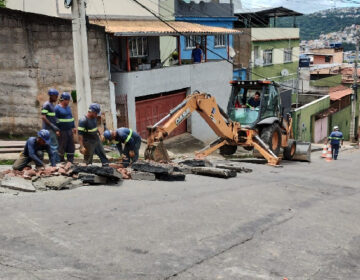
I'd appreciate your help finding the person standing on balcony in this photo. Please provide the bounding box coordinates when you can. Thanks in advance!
[192,43,203,64]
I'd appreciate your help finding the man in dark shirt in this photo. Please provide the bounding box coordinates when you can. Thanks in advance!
[55,92,76,163]
[103,128,142,167]
[78,103,109,166]
[247,91,261,109]
[41,88,60,162]
[192,43,203,63]
[13,129,55,170]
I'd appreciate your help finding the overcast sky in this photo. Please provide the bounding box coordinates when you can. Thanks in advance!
[236,0,356,14]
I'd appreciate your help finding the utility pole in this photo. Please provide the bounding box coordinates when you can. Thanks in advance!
[350,38,358,143]
[71,0,92,119]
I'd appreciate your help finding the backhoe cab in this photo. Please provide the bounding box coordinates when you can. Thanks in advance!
[225,80,296,159]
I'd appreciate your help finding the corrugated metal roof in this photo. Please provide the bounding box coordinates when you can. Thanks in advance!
[91,20,241,36]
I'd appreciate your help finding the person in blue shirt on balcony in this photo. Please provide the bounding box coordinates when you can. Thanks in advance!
[55,92,76,163]
[103,128,142,167]
[192,43,203,64]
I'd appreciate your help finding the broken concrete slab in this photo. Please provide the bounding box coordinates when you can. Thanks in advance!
[0,175,36,192]
[229,158,267,164]
[132,161,174,175]
[78,173,108,185]
[33,176,73,190]
[173,165,193,175]
[155,172,186,181]
[176,159,212,167]
[191,167,237,179]
[70,166,122,181]
[131,171,156,181]
[215,164,252,173]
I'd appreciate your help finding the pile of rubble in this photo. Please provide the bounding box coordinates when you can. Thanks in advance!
[0,159,252,194]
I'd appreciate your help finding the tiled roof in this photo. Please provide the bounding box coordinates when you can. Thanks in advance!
[329,87,352,101]
[92,20,241,36]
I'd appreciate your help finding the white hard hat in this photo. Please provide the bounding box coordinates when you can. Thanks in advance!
[333,126,339,130]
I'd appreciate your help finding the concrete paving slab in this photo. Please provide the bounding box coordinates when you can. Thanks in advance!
[0,175,36,192]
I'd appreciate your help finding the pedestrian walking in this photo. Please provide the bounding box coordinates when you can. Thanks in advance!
[326,126,344,160]
[78,103,109,166]
[55,92,76,163]
[13,129,56,170]
[103,128,142,167]
[41,88,60,162]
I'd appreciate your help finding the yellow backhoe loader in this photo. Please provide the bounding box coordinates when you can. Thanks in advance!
[145,80,298,166]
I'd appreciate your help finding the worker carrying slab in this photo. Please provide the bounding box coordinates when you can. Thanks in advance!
[78,103,109,166]
[41,88,60,162]
[326,125,344,160]
[103,128,142,167]
[13,129,56,170]
[55,92,76,163]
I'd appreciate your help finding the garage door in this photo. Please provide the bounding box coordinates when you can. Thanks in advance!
[314,117,328,143]
[136,91,187,139]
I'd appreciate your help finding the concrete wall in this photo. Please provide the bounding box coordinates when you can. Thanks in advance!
[292,95,330,142]
[112,61,233,142]
[7,0,159,19]
[0,8,111,136]
[330,106,351,140]
[233,28,251,68]
[251,28,299,41]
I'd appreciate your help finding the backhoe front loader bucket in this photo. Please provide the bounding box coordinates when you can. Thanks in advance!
[144,141,170,162]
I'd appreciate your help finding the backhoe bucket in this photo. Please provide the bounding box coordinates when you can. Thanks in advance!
[292,142,311,162]
[144,141,170,162]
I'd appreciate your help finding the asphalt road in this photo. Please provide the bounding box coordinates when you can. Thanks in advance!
[1,148,360,280]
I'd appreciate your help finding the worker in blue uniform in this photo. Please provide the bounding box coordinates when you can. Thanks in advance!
[326,125,344,160]
[55,92,76,163]
[247,92,261,109]
[13,129,56,170]
[41,88,60,162]
[103,128,142,167]
[78,103,109,166]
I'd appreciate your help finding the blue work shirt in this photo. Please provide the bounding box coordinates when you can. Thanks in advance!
[247,97,260,108]
[115,128,141,151]
[78,116,98,137]
[41,101,58,131]
[55,105,75,131]
[192,48,202,63]
[328,131,344,145]
[24,137,55,166]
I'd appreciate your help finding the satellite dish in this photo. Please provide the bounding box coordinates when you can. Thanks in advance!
[281,69,289,77]
[64,0,73,8]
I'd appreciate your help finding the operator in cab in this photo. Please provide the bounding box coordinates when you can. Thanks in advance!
[247,91,261,109]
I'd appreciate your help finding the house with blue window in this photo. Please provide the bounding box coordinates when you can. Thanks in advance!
[172,0,237,63]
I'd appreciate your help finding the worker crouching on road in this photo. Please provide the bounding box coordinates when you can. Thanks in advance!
[103,128,142,167]
[78,103,109,166]
[41,88,60,162]
[55,92,76,163]
[13,129,56,170]
[326,125,344,160]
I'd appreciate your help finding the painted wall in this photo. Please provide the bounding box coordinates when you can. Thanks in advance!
[111,61,233,142]
[251,28,299,41]
[330,106,351,140]
[176,19,235,62]
[7,0,159,19]
[292,95,330,142]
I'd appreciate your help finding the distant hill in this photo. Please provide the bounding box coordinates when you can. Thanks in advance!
[277,7,360,41]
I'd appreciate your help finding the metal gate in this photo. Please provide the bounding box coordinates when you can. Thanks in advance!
[314,117,328,143]
[135,91,187,139]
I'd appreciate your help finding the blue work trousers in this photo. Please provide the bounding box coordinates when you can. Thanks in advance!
[331,143,340,160]
[49,129,60,163]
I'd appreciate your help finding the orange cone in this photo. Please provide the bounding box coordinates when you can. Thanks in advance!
[321,144,328,158]
[326,145,333,162]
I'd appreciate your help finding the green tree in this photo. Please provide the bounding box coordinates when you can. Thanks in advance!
[0,0,6,7]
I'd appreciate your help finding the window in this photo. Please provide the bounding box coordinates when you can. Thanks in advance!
[186,35,202,49]
[254,46,260,60]
[129,37,147,58]
[325,56,332,63]
[214,34,226,48]
[263,49,273,66]
[284,48,292,63]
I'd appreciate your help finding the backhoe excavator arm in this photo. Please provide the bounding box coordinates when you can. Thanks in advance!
[145,92,241,161]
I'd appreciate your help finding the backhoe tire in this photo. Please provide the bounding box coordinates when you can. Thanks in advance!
[283,139,296,160]
[260,123,281,156]
[219,145,237,156]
